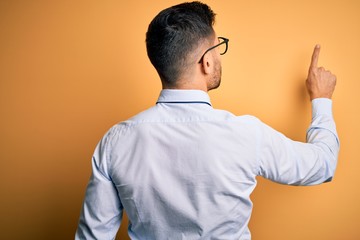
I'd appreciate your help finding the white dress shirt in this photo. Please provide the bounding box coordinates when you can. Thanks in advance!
[75,89,339,240]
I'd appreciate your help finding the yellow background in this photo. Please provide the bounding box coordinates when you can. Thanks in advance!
[0,0,359,239]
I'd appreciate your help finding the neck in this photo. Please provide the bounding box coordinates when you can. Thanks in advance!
[162,75,208,92]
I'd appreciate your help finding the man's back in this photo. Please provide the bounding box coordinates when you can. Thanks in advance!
[110,90,257,239]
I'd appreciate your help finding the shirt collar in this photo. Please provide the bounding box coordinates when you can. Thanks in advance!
[156,89,212,107]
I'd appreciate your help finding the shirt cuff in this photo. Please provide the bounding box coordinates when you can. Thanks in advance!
[311,98,333,118]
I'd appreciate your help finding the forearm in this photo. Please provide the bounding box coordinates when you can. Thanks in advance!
[306,98,340,179]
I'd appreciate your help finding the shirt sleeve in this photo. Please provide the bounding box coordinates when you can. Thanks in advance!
[75,129,123,240]
[257,98,340,185]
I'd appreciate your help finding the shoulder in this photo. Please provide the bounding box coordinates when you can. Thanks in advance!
[212,108,262,124]
[101,105,159,140]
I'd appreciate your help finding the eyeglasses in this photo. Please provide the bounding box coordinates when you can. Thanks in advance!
[198,37,229,63]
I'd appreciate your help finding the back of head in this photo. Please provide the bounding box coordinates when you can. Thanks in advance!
[146,1,216,87]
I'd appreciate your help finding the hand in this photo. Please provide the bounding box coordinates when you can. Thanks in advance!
[306,45,337,100]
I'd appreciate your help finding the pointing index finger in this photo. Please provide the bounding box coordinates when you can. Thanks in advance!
[310,44,321,69]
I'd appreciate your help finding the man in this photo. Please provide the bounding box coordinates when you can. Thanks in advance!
[75,2,339,239]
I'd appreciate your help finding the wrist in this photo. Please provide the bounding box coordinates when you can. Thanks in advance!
[311,98,333,118]
[309,93,333,101]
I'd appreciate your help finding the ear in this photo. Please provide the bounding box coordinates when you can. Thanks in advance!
[200,54,214,75]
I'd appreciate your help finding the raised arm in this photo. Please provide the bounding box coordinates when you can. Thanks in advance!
[257,45,339,185]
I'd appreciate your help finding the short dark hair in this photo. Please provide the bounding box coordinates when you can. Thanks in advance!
[146,1,216,86]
